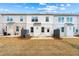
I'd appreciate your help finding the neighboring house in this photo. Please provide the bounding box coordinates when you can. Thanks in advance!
[0,13,79,37]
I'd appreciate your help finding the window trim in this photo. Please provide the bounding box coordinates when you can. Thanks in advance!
[76,29,78,32]
[30,27,34,33]
[16,26,19,32]
[20,16,23,21]
[41,27,44,33]
[47,28,49,32]
[46,17,49,22]
[7,16,13,21]
[58,16,64,22]
[31,16,38,22]
[67,16,72,23]
[61,27,64,32]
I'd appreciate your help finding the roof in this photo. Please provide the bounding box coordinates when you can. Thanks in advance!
[1,13,79,16]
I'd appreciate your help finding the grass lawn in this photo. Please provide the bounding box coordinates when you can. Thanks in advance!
[0,37,79,56]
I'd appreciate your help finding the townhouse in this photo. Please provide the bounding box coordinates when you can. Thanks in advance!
[0,13,79,37]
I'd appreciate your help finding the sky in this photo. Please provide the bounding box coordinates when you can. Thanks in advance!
[0,3,79,14]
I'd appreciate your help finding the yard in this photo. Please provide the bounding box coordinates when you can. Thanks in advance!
[0,37,79,56]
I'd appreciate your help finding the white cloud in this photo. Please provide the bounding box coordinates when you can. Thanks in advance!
[39,3,47,5]
[0,8,9,12]
[37,5,58,13]
[40,10,57,14]
[25,6,34,9]
[67,4,71,6]
[37,4,67,13]
[31,7,34,9]
[53,10,57,13]
[37,5,58,11]
[60,7,66,10]
[38,3,69,13]
[15,5,22,7]
[25,6,29,8]
[47,6,58,10]
[0,8,4,11]
[4,9,9,12]
[60,4,64,7]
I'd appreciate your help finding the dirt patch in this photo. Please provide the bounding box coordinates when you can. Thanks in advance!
[0,37,78,55]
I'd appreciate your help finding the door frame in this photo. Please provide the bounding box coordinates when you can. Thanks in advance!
[65,23,74,37]
[34,26,41,36]
[7,24,14,35]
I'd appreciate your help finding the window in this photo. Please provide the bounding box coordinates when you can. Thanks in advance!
[58,17,61,22]
[30,27,34,33]
[46,17,49,22]
[26,29,29,33]
[73,27,75,32]
[58,16,64,22]
[35,18,38,22]
[7,16,13,21]
[10,18,13,21]
[76,29,78,32]
[70,17,72,22]
[6,26,7,31]
[7,17,9,21]
[20,16,23,21]
[47,29,49,32]
[32,18,34,22]
[61,27,64,32]
[41,27,44,32]
[67,16,72,23]
[16,26,19,31]
[32,16,38,22]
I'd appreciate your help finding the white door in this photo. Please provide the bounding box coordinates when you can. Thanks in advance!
[34,26,40,36]
[7,25,14,35]
[66,26,74,37]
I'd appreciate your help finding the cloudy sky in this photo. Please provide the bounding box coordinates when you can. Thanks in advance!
[0,3,79,14]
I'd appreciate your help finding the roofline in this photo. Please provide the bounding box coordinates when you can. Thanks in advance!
[1,13,79,16]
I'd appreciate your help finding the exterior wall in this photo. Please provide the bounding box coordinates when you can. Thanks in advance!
[26,15,53,36]
[53,16,78,37]
[0,14,78,37]
[77,16,79,34]
[1,14,27,35]
[72,16,78,35]
[0,15,3,35]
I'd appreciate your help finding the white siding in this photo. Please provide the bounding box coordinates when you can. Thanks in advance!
[0,14,78,37]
